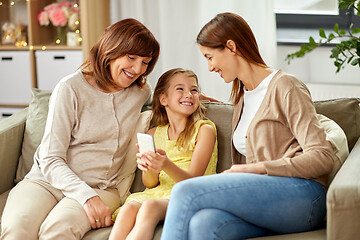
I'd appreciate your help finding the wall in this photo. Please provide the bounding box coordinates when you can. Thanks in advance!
[276,45,360,101]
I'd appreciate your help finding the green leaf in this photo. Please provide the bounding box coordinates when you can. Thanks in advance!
[347,56,354,63]
[338,1,348,9]
[334,24,339,33]
[300,44,309,52]
[309,37,317,47]
[339,30,346,35]
[352,27,360,34]
[319,28,326,38]
[331,48,340,58]
[328,33,336,40]
[350,58,359,66]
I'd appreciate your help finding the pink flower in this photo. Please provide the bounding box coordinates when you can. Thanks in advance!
[50,8,67,27]
[37,10,50,26]
[44,3,59,13]
[58,1,72,8]
[38,1,80,28]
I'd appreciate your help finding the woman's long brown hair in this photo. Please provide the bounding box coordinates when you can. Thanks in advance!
[197,12,268,104]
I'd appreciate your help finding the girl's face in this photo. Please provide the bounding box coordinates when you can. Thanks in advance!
[109,54,152,91]
[160,74,200,117]
[198,45,238,84]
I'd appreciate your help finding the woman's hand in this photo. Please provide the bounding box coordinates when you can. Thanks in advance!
[222,163,267,174]
[83,196,112,229]
[199,92,223,103]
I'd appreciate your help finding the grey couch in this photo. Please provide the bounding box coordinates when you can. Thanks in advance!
[0,88,359,240]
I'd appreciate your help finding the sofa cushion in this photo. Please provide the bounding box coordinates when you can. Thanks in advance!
[0,190,10,228]
[314,98,360,151]
[15,88,52,183]
[317,114,349,185]
[203,102,234,173]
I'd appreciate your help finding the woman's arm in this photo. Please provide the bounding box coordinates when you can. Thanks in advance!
[261,79,335,179]
[142,123,216,183]
[222,162,267,174]
[37,82,98,204]
[36,81,111,228]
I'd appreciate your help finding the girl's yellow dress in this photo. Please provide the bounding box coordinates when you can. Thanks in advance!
[112,119,218,221]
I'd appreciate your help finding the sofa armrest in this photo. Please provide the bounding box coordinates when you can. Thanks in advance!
[0,108,28,195]
[326,137,360,240]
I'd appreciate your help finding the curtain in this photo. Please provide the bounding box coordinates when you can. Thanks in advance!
[110,0,276,103]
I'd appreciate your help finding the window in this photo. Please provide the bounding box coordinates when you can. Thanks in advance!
[274,0,360,44]
[274,0,338,15]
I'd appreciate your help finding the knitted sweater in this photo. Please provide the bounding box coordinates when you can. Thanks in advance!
[231,70,335,187]
[26,70,151,205]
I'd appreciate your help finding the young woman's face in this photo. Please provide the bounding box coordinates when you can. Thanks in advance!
[109,54,152,91]
[160,74,200,117]
[198,45,238,84]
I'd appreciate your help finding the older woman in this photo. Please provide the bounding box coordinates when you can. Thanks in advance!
[1,18,159,239]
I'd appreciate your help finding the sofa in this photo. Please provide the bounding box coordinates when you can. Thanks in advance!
[0,88,359,240]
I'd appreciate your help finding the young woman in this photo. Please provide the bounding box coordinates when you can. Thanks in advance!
[1,18,159,239]
[161,13,337,240]
[108,68,218,240]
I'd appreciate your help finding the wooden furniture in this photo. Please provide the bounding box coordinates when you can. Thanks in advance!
[0,0,110,108]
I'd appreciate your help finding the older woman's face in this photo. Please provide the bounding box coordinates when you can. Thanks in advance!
[109,54,152,91]
[198,45,238,84]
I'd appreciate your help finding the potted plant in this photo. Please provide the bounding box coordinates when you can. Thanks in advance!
[285,0,360,73]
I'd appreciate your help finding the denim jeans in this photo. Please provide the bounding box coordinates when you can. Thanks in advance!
[161,173,326,240]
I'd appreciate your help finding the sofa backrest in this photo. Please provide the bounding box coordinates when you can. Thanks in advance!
[314,98,360,151]
[130,97,360,192]
[13,88,360,193]
[202,102,234,173]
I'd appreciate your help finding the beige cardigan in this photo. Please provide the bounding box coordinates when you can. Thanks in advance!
[231,70,335,187]
[26,70,151,205]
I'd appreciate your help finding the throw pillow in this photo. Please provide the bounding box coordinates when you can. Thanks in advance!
[15,88,52,183]
[317,114,349,185]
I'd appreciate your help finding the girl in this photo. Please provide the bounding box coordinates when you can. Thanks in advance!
[161,13,340,240]
[108,68,218,240]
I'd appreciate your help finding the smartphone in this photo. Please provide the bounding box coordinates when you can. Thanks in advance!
[137,133,156,153]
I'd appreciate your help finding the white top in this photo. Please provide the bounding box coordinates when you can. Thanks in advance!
[26,70,151,205]
[233,70,278,156]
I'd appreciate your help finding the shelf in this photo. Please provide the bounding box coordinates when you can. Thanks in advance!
[0,46,29,50]
[32,45,82,50]
[0,45,82,50]
[0,104,28,108]
[0,0,110,108]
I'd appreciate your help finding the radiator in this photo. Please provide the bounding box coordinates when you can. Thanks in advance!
[306,83,360,101]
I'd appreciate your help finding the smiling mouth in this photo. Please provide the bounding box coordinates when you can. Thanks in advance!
[181,102,193,106]
[219,70,223,78]
[123,70,135,78]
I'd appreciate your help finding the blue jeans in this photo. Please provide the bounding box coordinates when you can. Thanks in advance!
[161,173,326,240]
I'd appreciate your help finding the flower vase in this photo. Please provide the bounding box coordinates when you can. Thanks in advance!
[56,26,67,45]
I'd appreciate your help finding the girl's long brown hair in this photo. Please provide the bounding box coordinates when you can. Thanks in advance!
[152,68,206,150]
[197,12,268,104]
[81,18,160,91]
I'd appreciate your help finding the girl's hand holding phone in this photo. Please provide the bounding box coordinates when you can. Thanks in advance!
[143,149,169,173]
[136,152,149,172]
[136,149,169,174]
